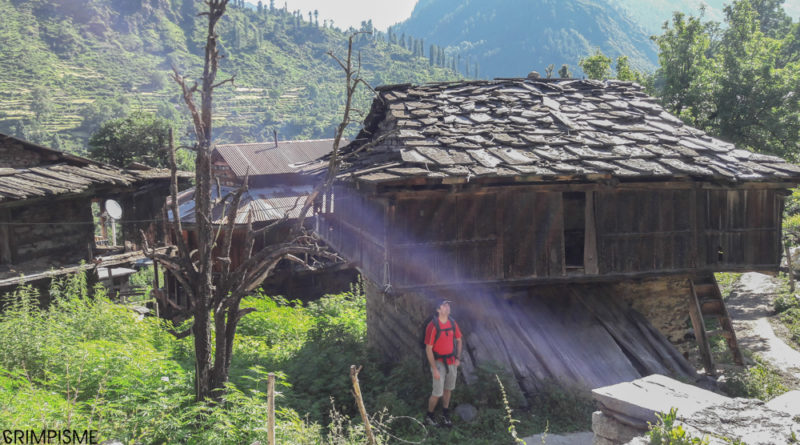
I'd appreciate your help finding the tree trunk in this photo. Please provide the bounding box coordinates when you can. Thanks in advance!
[193,304,214,402]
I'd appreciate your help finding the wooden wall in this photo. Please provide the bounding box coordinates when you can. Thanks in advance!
[3,198,93,266]
[698,189,782,269]
[320,184,786,289]
[318,186,388,284]
[595,189,695,273]
[118,183,171,250]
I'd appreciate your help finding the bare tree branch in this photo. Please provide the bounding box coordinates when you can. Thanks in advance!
[211,77,235,90]
[155,11,371,402]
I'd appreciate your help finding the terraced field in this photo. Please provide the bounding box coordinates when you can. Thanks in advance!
[0,0,457,154]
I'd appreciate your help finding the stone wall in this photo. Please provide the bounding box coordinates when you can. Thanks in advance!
[0,140,42,168]
[613,277,692,344]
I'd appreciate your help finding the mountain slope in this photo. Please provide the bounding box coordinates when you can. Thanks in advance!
[391,0,658,79]
[0,0,458,153]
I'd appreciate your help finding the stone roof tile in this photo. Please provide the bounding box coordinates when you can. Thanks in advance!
[329,79,800,185]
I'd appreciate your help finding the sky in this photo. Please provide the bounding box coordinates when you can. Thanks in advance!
[246,0,419,31]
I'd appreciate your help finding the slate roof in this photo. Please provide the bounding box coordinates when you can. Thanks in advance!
[329,79,800,186]
[0,133,188,203]
[215,139,335,177]
[172,185,312,225]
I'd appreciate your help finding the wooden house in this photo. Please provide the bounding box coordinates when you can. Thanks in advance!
[0,133,183,300]
[164,139,356,311]
[313,78,800,394]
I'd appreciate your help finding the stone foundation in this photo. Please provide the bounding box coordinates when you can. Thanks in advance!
[613,277,692,345]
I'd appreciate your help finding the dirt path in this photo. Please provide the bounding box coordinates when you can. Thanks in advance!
[725,272,800,380]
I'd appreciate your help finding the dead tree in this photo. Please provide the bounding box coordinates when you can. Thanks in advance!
[141,0,369,403]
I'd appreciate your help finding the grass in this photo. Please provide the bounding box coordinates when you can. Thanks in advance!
[0,272,591,444]
[720,355,789,401]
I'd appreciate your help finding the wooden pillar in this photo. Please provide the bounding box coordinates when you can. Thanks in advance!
[0,208,12,264]
[584,191,599,274]
[495,190,505,278]
[687,278,715,375]
[690,188,699,269]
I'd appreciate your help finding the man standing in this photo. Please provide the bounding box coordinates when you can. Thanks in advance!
[424,299,463,427]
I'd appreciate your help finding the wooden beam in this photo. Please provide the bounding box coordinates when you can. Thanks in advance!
[368,179,795,196]
[687,278,715,375]
[690,188,699,269]
[0,248,168,288]
[584,191,599,274]
[0,209,11,264]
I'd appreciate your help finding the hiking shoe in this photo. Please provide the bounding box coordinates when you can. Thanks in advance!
[441,413,453,427]
[425,413,438,427]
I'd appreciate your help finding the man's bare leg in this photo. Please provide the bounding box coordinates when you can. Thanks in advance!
[428,395,440,412]
[442,389,452,409]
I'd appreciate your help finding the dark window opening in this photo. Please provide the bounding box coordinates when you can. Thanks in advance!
[563,192,586,269]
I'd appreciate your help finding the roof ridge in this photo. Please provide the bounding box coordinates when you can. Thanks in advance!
[216,138,337,147]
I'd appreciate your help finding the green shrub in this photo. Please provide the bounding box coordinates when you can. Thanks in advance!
[648,408,710,445]
[0,273,565,443]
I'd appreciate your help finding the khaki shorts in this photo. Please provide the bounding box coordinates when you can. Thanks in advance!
[431,361,457,397]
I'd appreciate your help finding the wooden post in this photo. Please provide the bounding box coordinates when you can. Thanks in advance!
[0,209,12,264]
[268,372,276,445]
[687,279,715,375]
[100,214,108,243]
[584,191,599,274]
[350,365,376,445]
[785,242,795,293]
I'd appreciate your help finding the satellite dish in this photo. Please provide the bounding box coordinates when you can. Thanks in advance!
[104,199,123,220]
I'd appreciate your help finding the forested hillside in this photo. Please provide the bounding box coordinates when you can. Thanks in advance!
[390,0,658,80]
[0,0,458,154]
[616,0,800,34]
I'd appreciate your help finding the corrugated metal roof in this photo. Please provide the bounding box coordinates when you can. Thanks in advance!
[214,139,336,177]
[174,184,313,224]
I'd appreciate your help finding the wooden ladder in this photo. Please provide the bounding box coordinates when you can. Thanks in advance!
[687,273,744,375]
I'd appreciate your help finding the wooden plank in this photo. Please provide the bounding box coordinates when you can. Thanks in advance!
[628,308,698,377]
[545,193,565,276]
[494,192,504,279]
[28,166,94,186]
[53,165,128,185]
[577,293,670,376]
[538,290,644,387]
[0,209,11,264]
[583,192,599,275]
[687,278,715,375]
[690,189,699,269]
[504,190,537,278]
